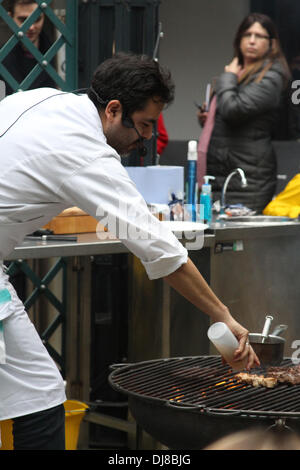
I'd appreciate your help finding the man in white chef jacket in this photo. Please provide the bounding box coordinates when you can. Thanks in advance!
[0,52,259,449]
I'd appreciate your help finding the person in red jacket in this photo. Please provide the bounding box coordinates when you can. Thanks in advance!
[157,113,169,156]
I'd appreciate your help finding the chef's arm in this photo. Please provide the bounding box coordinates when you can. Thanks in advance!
[163,257,260,369]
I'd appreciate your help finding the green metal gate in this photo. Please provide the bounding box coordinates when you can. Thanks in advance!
[0,0,78,93]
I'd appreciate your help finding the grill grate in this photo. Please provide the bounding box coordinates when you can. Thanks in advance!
[109,356,300,418]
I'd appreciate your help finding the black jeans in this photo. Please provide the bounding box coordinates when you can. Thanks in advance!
[12,404,65,450]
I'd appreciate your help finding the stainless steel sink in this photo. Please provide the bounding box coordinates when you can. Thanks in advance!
[224,215,291,223]
[213,215,299,227]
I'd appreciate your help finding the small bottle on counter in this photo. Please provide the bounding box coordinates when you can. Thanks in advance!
[199,175,215,224]
[207,322,247,371]
[200,175,215,223]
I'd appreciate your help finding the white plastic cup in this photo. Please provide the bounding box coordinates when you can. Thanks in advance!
[207,322,247,370]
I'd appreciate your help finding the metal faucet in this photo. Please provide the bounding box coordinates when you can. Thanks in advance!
[220,168,248,214]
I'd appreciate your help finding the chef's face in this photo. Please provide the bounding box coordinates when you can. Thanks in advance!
[104,97,164,156]
[10,2,45,47]
[240,22,271,66]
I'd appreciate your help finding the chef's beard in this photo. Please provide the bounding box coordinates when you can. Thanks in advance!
[105,125,139,156]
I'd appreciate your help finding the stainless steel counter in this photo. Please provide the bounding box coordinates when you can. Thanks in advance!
[6,233,129,260]
[7,231,216,260]
[7,218,300,261]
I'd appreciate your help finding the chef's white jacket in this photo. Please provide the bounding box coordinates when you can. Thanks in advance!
[0,88,188,420]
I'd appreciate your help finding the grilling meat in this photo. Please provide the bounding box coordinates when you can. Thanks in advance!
[235,364,300,388]
[235,372,278,388]
[267,364,300,385]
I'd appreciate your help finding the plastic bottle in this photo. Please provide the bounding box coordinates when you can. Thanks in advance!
[207,322,247,371]
[200,175,215,223]
[187,140,197,222]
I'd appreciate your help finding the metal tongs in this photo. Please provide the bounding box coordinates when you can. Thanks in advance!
[261,315,274,343]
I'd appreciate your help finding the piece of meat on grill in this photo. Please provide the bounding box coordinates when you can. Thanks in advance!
[235,372,278,388]
[235,365,300,388]
[267,364,300,385]
[268,365,300,374]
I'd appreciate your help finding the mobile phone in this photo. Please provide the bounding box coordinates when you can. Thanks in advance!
[194,101,204,112]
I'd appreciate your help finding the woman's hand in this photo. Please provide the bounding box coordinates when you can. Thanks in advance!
[225,57,242,75]
[197,103,208,127]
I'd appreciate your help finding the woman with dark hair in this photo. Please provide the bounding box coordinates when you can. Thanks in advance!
[197,13,290,213]
[2,0,57,95]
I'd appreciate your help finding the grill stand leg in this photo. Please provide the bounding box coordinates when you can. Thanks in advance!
[135,424,143,450]
[268,418,293,433]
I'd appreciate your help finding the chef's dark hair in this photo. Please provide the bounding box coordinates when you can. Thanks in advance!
[88,52,175,117]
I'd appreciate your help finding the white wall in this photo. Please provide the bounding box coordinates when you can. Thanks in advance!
[159,0,250,141]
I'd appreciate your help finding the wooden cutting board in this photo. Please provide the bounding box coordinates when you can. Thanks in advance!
[43,207,105,234]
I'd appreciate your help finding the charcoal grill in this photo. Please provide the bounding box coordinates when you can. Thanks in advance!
[109,356,300,449]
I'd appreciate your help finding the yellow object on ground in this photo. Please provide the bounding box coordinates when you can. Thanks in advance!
[0,419,13,450]
[263,173,300,218]
[64,400,89,450]
[0,400,89,450]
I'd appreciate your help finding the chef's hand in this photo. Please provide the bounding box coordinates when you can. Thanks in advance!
[197,103,208,127]
[224,57,242,75]
[224,317,260,370]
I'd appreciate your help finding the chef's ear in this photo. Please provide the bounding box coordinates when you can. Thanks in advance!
[105,100,122,122]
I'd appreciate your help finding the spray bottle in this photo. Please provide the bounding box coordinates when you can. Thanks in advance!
[200,175,215,223]
[187,140,197,221]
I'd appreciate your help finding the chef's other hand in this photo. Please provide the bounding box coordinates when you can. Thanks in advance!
[225,57,242,75]
[225,317,260,370]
